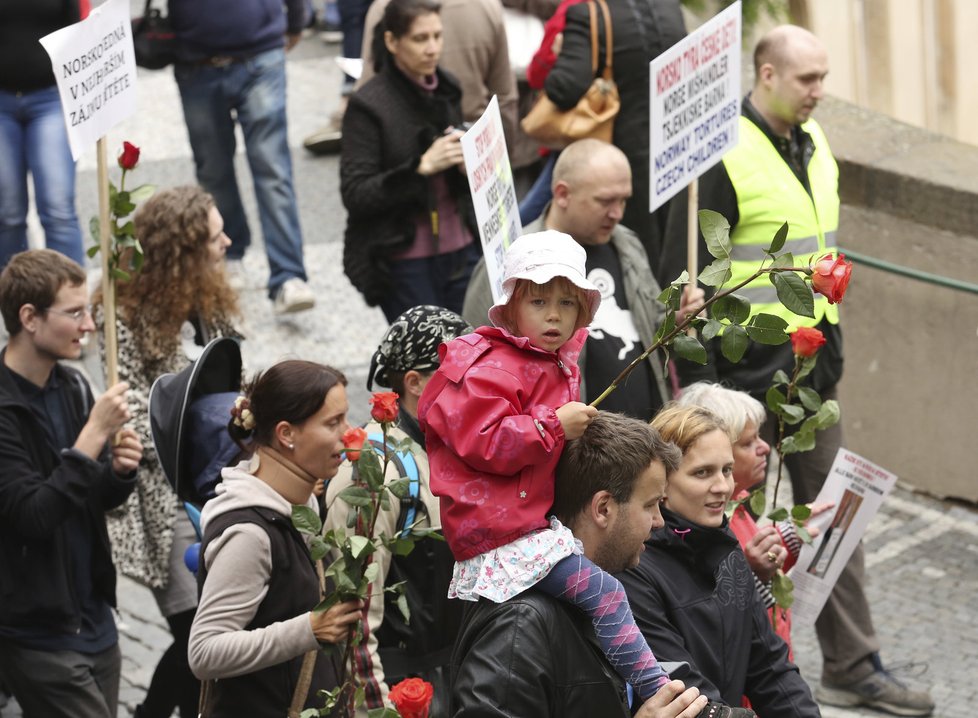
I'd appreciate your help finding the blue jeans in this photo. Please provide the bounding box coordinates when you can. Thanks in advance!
[518,151,557,226]
[379,242,481,324]
[338,0,372,91]
[175,48,307,297]
[0,86,84,270]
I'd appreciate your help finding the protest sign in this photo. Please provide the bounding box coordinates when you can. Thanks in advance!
[40,0,138,162]
[649,1,741,214]
[460,95,522,303]
[789,448,898,626]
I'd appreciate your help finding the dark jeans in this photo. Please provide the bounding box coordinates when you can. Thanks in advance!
[138,609,199,718]
[379,242,481,324]
[338,0,372,91]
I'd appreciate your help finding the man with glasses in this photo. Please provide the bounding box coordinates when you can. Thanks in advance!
[0,249,143,718]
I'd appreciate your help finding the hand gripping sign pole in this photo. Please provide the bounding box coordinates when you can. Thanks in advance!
[40,0,139,385]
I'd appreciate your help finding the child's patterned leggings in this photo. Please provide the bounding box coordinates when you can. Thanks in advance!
[537,552,670,700]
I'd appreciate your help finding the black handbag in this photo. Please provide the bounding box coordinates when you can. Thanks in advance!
[132,0,177,70]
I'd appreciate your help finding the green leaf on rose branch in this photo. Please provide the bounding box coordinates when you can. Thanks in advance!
[770,252,795,269]
[364,561,381,584]
[396,592,411,623]
[745,313,790,345]
[791,504,813,521]
[795,524,813,544]
[699,209,732,259]
[308,536,329,562]
[749,488,767,516]
[346,508,357,529]
[701,318,723,341]
[387,477,412,499]
[128,183,156,202]
[87,244,101,258]
[300,708,319,718]
[392,537,416,556]
[810,399,840,429]
[313,592,341,613]
[671,270,690,287]
[357,449,384,490]
[771,571,795,609]
[797,386,822,412]
[720,324,749,363]
[780,403,806,425]
[379,491,391,511]
[711,294,750,324]
[768,507,789,522]
[765,386,787,413]
[770,272,815,318]
[111,267,131,281]
[771,369,790,386]
[795,354,818,382]
[672,334,707,364]
[117,220,136,237]
[89,216,101,245]
[698,257,732,287]
[367,708,403,718]
[657,283,679,308]
[653,308,676,344]
[348,535,373,559]
[766,221,789,255]
[338,486,372,507]
[781,429,815,454]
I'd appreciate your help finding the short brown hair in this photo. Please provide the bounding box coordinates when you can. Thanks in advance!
[650,405,729,455]
[553,411,681,524]
[0,249,86,336]
[497,277,591,336]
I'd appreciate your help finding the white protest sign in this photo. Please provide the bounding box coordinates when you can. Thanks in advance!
[649,1,741,212]
[40,0,138,161]
[788,448,897,626]
[460,95,522,303]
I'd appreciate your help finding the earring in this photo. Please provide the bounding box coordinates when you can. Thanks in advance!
[288,443,295,451]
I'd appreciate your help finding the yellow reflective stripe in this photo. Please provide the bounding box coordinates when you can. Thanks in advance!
[729,234,821,262]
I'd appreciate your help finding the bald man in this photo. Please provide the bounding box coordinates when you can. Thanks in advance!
[464,139,702,422]
[661,26,933,717]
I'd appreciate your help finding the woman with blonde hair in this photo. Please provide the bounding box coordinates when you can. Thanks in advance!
[94,185,241,718]
[617,404,821,716]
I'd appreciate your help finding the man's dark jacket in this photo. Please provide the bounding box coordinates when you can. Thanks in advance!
[0,353,134,636]
[168,0,305,61]
[450,591,631,717]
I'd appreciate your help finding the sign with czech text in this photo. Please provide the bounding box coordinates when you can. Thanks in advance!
[40,0,138,161]
[649,1,741,212]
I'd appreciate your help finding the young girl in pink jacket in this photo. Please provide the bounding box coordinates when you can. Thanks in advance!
[418,230,670,702]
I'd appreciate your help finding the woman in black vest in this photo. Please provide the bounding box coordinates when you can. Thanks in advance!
[188,360,361,716]
[340,0,479,322]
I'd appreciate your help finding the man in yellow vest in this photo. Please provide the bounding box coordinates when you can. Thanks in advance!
[661,25,934,717]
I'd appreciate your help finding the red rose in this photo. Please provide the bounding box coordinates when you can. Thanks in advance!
[389,677,434,718]
[790,326,826,357]
[810,253,852,304]
[117,141,141,170]
[369,391,399,424]
[342,427,368,462]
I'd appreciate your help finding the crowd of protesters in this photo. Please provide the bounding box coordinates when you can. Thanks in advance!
[0,1,936,717]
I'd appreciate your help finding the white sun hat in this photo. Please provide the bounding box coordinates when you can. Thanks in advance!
[488,230,601,329]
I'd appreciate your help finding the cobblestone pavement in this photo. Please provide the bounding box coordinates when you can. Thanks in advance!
[3,15,975,718]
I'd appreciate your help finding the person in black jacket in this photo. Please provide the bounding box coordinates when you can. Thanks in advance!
[0,249,142,718]
[450,410,751,718]
[543,0,687,265]
[340,0,479,322]
[622,405,821,717]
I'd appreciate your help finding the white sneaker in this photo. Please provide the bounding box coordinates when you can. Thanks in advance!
[273,277,315,314]
[224,259,246,291]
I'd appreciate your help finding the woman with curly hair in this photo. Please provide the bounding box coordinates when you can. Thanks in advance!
[94,185,241,718]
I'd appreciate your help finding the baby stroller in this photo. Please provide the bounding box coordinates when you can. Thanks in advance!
[148,337,244,572]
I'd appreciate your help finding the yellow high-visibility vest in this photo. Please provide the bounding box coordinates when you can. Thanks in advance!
[722,115,840,329]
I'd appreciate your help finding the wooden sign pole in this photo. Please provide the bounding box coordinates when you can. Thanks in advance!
[96,136,118,386]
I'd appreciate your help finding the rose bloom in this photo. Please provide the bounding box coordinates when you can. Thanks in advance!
[811,253,852,304]
[342,427,368,462]
[369,391,399,424]
[790,326,826,357]
[118,141,140,170]
[389,677,434,718]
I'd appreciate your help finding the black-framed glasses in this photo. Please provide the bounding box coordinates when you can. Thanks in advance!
[45,305,93,322]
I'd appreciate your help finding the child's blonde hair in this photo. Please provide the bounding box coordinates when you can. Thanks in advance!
[496,276,592,336]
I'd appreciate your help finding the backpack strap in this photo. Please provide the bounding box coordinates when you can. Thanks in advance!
[362,432,423,538]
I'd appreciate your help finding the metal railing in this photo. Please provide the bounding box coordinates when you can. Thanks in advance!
[839,248,978,296]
